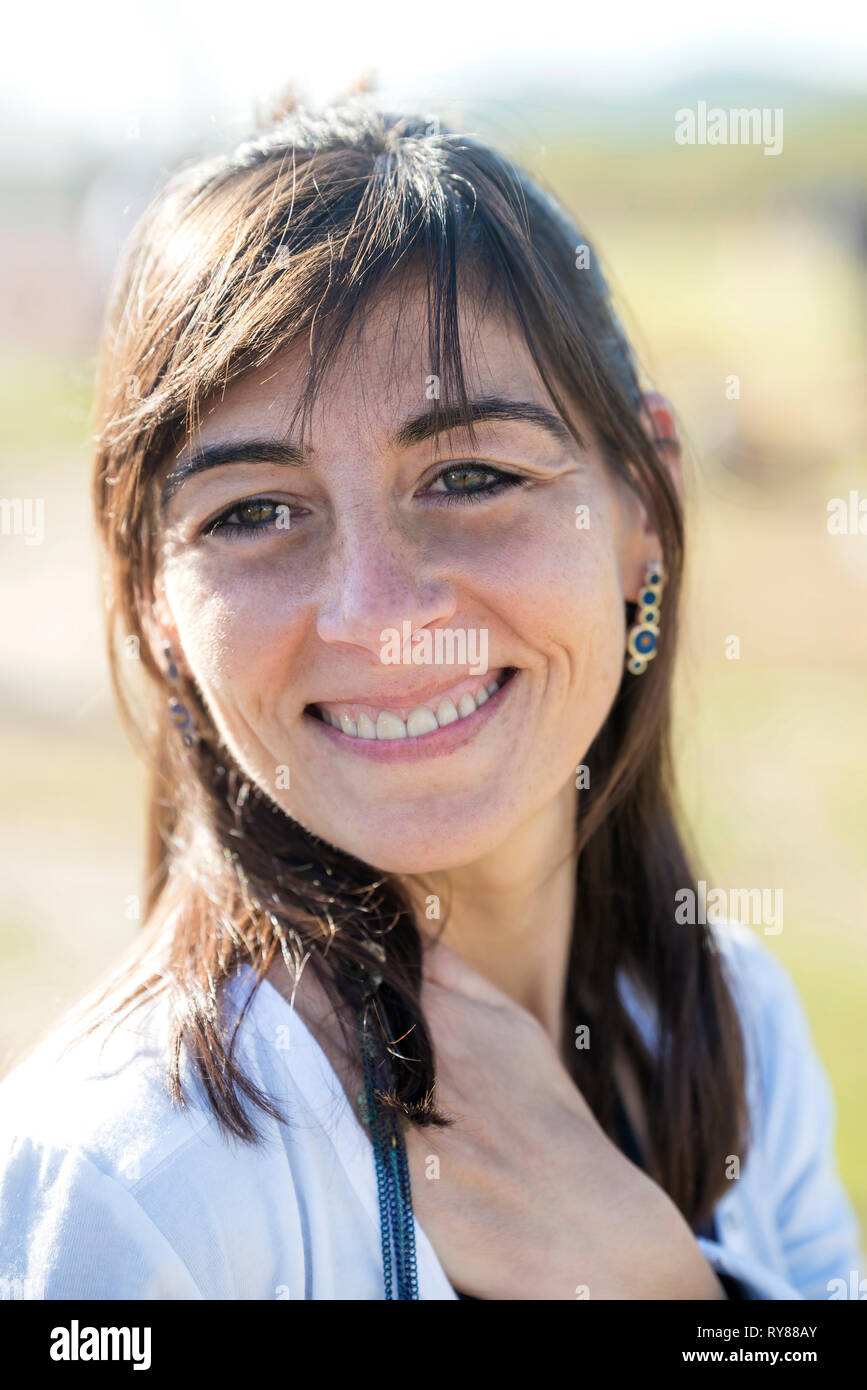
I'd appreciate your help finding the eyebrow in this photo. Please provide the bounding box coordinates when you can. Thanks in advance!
[160,396,581,508]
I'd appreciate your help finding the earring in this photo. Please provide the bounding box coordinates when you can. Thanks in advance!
[163,643,200,747]
[625,562,664,675]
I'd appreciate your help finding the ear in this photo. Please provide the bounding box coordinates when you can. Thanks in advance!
[622,394,683,606]
[638,391,683,504]
[619,389,686,600]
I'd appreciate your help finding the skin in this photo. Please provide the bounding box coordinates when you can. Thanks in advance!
[150,278,724,1300]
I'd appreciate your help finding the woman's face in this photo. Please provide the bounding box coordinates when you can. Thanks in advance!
[153,279,657,873]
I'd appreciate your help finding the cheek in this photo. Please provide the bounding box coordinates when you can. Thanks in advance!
[162,557,306,724]
[479,505,626,693]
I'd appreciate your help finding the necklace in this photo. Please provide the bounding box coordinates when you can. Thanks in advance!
[358,1012,420,1300]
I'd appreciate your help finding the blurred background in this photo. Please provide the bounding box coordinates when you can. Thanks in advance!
[1,2,865,1229]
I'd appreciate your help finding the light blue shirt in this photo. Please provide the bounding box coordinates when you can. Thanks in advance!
[0,921,862,1299]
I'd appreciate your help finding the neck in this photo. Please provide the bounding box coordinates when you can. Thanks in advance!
[405,780,578,1052]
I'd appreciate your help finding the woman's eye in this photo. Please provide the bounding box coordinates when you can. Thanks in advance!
[203,498,292,540]
[200,468,527,538]
[423,464,529,505]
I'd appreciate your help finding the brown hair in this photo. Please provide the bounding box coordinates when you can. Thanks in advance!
[82,97,748,1227]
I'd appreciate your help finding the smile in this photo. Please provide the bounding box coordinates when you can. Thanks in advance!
[304,668,518,760]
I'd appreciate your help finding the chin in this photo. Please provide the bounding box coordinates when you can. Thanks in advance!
[313,804,510,876]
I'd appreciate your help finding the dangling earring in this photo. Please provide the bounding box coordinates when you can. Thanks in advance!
[163,642,199,746]
[625,562,664,675]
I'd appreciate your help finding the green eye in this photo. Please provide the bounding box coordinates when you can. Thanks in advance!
[238,500,278,524]
[443,466,493,490]
[425,464,529,504]
[204,497,289,540]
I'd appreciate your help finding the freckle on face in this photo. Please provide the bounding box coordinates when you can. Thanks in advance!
[156,285,636,873]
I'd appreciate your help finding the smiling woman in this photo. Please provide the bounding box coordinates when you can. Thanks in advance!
[0,98,860,1303]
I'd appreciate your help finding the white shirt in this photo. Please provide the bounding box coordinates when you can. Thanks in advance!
[0,921,862,1300]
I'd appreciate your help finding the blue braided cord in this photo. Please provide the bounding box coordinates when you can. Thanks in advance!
[366,1115,394,1297]
[384,1129,407,1288]
[361,1036,394,1299]
[395,1139,419,1297]
[383,1121,410,1294]
[394,1132,419,1299]
[359,1010,420,1300]
[378,1110,419,1300]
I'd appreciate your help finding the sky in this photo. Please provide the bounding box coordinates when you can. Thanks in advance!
[1,0,865,150]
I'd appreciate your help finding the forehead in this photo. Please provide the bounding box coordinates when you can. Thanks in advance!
[172,277,553,459]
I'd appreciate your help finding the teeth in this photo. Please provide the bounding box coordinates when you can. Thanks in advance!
[406,705,439,737]
[376,711,408,740]
[436,697,459,727]
[317,671,511,741]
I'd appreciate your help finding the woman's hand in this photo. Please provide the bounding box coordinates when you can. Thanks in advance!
[404,941,726,1301]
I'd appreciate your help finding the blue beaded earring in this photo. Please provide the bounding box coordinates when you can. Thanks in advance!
[625,562,664,675]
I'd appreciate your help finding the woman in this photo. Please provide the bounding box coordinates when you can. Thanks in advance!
[0,99,861,1301]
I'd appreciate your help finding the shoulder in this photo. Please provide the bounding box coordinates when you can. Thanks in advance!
[0,987,212,1180]
[706,922,845,1188]
[619,919,805,1055]
[707,920,819,1087]
[0,969,312,1298]
[709,919,803,1021]
[620,920,830,1145]
[708,927,864,1296]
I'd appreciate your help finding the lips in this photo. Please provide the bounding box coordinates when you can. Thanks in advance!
[307,668,515,741]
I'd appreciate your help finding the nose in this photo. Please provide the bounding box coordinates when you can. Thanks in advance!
[315,520,457,660]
